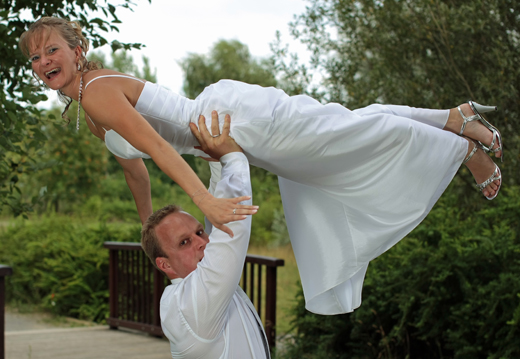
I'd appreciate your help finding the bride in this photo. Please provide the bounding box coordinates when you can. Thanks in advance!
[19,16,502,314]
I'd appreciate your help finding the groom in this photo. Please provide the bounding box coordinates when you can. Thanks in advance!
[141,112,269,358]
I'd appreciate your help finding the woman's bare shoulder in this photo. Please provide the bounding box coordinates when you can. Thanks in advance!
[82,69,145,104]
[82,69,145,85]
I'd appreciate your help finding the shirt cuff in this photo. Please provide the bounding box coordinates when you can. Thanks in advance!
[220,152,249,177]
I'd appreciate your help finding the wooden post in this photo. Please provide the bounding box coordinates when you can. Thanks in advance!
[244,254,284,350]
[0,265,13,359]
[265,266,277,349]
[152,268,162,329]
[108,248,118,329]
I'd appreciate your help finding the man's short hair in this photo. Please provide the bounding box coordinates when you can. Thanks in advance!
[141,204,182,270]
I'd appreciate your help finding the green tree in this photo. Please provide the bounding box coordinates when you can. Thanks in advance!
[21,104,110,213]
[0,0,148,217]
[90,49,157,83]
[275,0,520,192]
[180,39,277,99]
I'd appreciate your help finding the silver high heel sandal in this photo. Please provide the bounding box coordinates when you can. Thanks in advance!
[457,101,503,162]
[463,139,502,200]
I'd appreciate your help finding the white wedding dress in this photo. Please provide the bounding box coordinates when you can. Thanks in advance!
[86,76,468,314]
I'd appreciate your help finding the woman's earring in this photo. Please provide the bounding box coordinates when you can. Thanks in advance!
[77,63,81,71]
[31,71,43,86]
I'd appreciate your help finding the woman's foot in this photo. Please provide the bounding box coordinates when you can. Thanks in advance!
[463,138,502,199]
[445,103,503,159]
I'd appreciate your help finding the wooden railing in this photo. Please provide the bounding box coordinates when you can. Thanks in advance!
[104,242,284,349]
[0,265,13,359]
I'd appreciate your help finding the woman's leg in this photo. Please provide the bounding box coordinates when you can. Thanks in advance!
[444,104,502,159]
[353,104,449,129]
[355,103,502,159]
[461,136,501,198]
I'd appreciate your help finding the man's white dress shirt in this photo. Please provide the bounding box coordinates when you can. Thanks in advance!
[160,152,270,359]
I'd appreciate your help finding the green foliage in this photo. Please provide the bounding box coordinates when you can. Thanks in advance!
[279,186,520,358]
[89,49,158,83]
[180,39,277,99]
[0,0,148,217]
[24,104,110,213]
[276,0,520,187]
[249,170,289,246]
[0,215,141,322]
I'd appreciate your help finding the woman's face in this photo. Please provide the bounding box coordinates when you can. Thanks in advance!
[28,30,81,93]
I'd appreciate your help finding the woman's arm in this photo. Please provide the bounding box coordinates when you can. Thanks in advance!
[84,110,152,224]
[81,80,254,236]
[115,156,153,224]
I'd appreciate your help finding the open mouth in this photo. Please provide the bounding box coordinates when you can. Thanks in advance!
[45,68,61,80]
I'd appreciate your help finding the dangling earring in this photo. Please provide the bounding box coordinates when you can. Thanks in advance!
[77,63,81,71]
[31,71,43,87]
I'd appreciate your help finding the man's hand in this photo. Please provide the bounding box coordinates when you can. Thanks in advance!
[190,111,243,160]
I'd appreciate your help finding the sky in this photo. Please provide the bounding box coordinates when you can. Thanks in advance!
[97,0,310,93]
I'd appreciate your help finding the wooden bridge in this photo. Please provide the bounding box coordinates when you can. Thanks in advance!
[2,243,284,359]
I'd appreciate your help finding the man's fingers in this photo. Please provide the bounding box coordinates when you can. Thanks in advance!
[189,122,204,145]
[211,110,220,137]
[189,122,201,139]
[198,115,212,140]
[222,114,231,137]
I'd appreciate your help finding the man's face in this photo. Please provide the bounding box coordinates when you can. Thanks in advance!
[155,212,209,279]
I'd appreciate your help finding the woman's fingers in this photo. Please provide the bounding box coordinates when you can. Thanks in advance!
[226,196,259,216]
[216,224,235,238]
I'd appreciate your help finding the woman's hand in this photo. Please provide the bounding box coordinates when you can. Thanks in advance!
[198,194,258,237]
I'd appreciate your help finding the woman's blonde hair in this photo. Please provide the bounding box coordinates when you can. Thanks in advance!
[19,17,103,121]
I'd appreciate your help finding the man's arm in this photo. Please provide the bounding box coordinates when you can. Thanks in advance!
[161,113,254,340]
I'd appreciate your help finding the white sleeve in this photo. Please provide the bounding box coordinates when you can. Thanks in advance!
[163,152,252,340]
[204,161,223,233]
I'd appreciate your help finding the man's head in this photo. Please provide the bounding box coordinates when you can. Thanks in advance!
[142,205,209,280]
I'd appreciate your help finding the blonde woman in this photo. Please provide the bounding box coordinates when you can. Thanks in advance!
[20,17,502,314]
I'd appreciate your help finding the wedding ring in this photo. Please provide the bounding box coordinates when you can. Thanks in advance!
[211,134,220,138]
[233,208,236,214]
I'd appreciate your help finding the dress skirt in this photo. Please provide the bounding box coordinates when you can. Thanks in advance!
[126,80,469,314]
